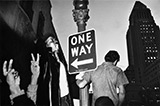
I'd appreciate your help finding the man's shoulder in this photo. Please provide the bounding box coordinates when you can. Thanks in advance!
[112,66,122,73]
[96,62,122,72]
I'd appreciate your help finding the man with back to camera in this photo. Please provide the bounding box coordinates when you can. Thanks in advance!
[76,50,129,106]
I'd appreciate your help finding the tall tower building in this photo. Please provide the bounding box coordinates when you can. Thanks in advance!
[126,1,160,84]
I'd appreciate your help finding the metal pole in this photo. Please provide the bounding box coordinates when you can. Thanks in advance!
[0,79,1,105]
[72,0,90,106]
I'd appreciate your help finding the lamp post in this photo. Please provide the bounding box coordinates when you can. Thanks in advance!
[73,0,90,32]
[72,0,90,106]
[0,79,1,105]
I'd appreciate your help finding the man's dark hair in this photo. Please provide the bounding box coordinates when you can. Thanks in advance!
[95,96,114,106]
[104,50,120,62]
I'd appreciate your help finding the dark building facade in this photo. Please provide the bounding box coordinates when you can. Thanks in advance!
[0,0,76,106]
[125,1,160,105]
[126,1,160,84]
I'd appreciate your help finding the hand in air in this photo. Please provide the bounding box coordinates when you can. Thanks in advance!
[3,59,23,96]
[3,59,20,87]
[31,53,40,77]
[30,53,40,85]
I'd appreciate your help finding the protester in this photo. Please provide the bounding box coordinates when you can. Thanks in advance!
[36,35,71,106]
[3,53,40,106]
[76,50,129,106]
[3,34,72,106]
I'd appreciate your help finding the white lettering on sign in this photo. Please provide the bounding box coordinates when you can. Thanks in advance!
[68,29,97,73]
[85,43,93,54]
[86,32,92,42]
[71,36,77,46]
[69,29,96,73]
[71,31,92,46]
[78,34,85,44]
[79,46,86,56]
[71,43,93,57]
[70,31,93,58]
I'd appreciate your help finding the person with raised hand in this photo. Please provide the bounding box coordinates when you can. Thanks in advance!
[3,59,25,103]
[3,53,40,106]
[27,53,40,104]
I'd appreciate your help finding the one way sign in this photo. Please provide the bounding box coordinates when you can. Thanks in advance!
[68,29,97,74]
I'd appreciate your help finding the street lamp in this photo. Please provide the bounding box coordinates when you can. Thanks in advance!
[73,0,90,32]
[72,0,90,106]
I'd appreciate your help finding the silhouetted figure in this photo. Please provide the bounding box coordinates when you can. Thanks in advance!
[36,35,71,106]
[95,96,114,106]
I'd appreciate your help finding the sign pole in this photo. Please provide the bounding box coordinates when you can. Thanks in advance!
[72,0,90,106]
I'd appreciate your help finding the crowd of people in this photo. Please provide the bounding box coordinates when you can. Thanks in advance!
[1,35,129,106]
[1,35,71,106]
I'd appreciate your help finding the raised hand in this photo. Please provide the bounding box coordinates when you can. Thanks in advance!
[3,59,24,99]
[3,59,20,87]
[27,53,40,103]
[31,53,40,77]
[30,53,40,85]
